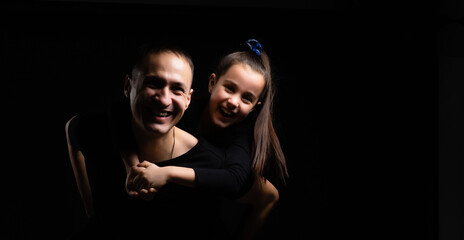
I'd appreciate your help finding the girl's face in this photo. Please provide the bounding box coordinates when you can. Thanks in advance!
[208,63,265,128]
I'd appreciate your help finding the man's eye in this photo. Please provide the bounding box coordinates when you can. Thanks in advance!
[171,87,185,94]
[144,76,165,89]
[145,81,162,89]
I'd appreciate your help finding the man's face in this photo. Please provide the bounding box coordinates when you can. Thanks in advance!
[126,51,193,136]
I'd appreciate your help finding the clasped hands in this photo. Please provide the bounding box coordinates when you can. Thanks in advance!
[125,160,168,201]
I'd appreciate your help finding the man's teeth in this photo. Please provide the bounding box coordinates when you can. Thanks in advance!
[152,111,171,117]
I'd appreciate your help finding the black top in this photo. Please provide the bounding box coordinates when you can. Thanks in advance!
[67,100,229,239]
[178,96,255,198]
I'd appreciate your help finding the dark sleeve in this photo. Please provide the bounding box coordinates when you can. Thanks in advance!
[67,109,109,154]
[194,124,253,199]
[67,114,84,151]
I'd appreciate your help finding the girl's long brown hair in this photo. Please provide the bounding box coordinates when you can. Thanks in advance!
[215,43,289,182]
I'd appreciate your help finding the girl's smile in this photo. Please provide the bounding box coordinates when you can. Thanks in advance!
[208,63,265,128]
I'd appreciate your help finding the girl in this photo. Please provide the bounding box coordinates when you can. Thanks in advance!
[125,39,288,239]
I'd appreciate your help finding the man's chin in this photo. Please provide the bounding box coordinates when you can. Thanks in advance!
[145,123,172,136]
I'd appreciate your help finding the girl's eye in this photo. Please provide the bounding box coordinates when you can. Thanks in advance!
[242,97,252,104]
[242,93,256,104]
[224,85,234,92]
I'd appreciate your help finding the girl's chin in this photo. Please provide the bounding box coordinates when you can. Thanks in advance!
[212,118,234,129]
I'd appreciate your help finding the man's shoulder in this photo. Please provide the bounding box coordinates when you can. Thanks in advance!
[175,127,198,151]
[66,103,117,151]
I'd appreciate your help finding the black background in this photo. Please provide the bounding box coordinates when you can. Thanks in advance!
[2,1,445,239]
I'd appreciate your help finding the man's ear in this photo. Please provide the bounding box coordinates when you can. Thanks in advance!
[124,74,131,98]
[185,89,194,108]
[208,73,217,93]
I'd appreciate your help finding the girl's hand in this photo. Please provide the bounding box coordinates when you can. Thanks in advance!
[125,163,158,199]
[131,161,169,200]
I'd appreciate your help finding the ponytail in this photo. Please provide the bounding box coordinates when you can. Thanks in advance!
[216,39,289,182]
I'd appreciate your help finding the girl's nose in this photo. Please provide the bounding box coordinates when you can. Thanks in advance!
[227,96,239,109]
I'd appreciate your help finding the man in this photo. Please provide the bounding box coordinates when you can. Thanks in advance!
[66,43,226,239]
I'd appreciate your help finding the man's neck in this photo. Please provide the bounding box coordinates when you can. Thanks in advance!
[132,123,175,163]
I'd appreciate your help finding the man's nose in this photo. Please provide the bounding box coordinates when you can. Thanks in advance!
[154,87,172,107]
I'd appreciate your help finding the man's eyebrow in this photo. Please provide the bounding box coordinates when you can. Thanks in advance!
[171,81,188,91]
[144,75,165,83]
[144,75,189,91]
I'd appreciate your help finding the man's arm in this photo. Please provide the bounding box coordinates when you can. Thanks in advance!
[66,115,94,218]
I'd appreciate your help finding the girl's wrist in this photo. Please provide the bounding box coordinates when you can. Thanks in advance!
[161,166,196,187]
[162,166,174,183]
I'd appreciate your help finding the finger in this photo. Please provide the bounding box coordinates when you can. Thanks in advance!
[137,161,151,168]
[140,188,156,201]
[139,189,151,201]
[132,175,144,191]
[127,190,139,197]
[146,192,155,201]
[126,180,136,195]
[126,173,137,196]
[130,165,144,174]
[129,172,142,190]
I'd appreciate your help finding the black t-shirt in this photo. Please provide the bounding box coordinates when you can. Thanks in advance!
[67,100,229,239]
[178,96,255,198]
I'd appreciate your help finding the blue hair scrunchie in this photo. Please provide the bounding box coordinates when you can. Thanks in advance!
[244,39,263,56]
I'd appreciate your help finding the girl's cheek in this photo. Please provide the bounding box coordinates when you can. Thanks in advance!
[214,90,228,100]
[239,107,253,119]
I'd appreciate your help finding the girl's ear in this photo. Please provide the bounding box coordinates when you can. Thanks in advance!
[251,101,262,112]
[208,73,217,93]
[123,74,132,98]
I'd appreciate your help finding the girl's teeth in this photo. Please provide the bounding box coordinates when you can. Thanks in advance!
[221,108,233,116]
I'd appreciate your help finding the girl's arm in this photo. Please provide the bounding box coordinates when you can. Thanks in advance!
[125,133,253,199]
[134,161,196,187]
[193,132,253,198]
[124,155,199,200]
[66,116,94,218]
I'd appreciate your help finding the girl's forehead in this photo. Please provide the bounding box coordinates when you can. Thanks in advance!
[223,63,263,80]
[221,63,266,95]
